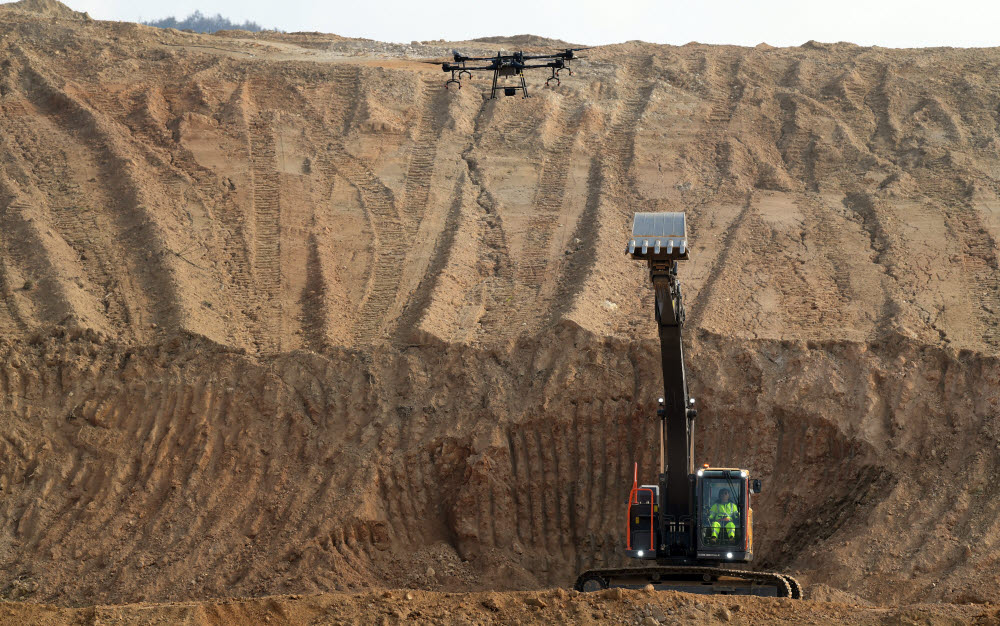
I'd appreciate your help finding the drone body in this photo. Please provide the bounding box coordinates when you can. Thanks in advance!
[439,48,587,99]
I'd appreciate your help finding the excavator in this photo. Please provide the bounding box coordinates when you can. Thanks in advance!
[573,212,802,598]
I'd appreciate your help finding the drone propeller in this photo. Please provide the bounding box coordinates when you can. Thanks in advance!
[559,47,590,59]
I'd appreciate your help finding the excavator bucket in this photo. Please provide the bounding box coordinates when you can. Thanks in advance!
[626,212,688,261]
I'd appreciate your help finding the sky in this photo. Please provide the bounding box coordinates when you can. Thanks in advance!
[14,0,1000,48]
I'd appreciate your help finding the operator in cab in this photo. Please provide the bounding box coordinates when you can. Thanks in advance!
[709,488,738,543]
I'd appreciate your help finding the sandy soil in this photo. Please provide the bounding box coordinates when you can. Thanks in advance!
[3,0,1000,622]
[2,588,999,626]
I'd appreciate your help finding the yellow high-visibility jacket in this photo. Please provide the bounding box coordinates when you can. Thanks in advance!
[709,502,739,523]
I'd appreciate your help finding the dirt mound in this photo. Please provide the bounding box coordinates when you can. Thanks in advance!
[0,0,87,19]
[470,34,579,48]
[3,3,1000,615]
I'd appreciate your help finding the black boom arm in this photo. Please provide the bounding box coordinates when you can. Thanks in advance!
[651,261,695,514]
[627,212,697,555]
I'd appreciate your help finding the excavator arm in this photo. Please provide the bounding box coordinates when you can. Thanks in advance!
[628,213,697,552]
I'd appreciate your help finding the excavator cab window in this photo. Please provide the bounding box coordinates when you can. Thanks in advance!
[698,473,747,548]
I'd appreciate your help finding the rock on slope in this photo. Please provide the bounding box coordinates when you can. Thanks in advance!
[2,0,1000,609]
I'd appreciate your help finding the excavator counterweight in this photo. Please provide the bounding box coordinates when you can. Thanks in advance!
[573,212,802,598]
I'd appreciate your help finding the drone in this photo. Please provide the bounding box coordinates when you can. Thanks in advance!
[435,48,588,99]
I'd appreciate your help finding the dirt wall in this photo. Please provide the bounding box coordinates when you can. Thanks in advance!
[1,324,997,605]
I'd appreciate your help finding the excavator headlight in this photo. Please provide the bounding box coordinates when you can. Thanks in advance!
[637,550,644,557]
[740,470,748,478]
[696,469,704,477]
[726,552,733,559]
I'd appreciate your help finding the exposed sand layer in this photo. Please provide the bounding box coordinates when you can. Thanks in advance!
[3,0,1000,621]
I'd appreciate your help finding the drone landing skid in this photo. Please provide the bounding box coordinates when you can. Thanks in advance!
[491,68,528,99]
[445,69,462,89]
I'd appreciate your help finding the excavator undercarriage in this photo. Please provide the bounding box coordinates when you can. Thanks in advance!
[575,566,801,598]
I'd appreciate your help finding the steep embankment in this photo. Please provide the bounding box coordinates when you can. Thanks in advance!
[2,324,999,605]
[2,0,1000,609]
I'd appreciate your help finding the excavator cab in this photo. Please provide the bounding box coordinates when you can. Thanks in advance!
[695,468,760,561]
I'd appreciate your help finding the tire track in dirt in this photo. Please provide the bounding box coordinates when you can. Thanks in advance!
[776,93,819,190]
[694,49,744,190]
[247,113,283,353]
[0,256,27,335]
[388,76,452,342]
[605,67,656,203]
[335,150,404,345]
[89,83,262,350]
[17,60,180,335]
[793,196,853,327]
[686,194,753,327]
[548,55,655,326]
[506,430,524,545]
[546,157,602,326]
[900,140,1000,346]
[855,59,1000,347]
[505,98,585,336]
[493,408,652,578]
[4,82,142,333]
[462,100,518,342]
[257,81,341,352]
[862,65,901,151]
[400,77,445,235]
[392,175,465,344]
[773,207,844,332]
[930,178,1000,347]
[947,205,1000,347]
[550,418,570,560]
[318,68,407,345]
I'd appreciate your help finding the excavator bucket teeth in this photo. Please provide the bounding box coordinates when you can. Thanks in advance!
[627,212,688,261]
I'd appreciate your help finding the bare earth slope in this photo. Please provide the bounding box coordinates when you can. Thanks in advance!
[3,0,1000,618]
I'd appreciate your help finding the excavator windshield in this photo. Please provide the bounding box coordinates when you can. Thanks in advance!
[699,473,746,547]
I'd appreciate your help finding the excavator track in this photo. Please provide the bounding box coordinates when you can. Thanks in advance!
[574,566,802,599]
[783,574,803,600]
